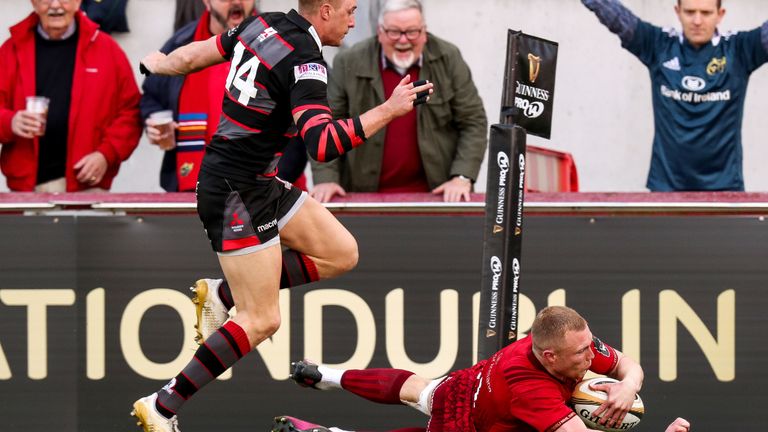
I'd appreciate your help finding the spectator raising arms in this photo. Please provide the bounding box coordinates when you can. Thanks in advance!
[582,0,768,191]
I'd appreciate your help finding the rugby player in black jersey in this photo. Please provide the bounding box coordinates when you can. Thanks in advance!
[131,1,433,431]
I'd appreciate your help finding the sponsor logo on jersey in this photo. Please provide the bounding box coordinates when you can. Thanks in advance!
[294,63,328,84]
[662,57,681,71]
[593,336,610,357]
[528,53,542,83]
[707,56,727,75]
[681,76,706,92]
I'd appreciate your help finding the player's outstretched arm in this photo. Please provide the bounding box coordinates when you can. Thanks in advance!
[293,76,433,163]
[358,75,433,139]
[581,0,640,44]
[141,37,225,76]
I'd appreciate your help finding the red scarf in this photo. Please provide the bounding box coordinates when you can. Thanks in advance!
[176,11,229,191]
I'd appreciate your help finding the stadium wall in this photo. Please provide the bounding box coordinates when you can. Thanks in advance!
[0,200,766,431]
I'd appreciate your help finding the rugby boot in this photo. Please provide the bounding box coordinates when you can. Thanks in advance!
[190,278,230,344]
[290,360,324,389]
[131,393,181,432]
[272,415,331,432]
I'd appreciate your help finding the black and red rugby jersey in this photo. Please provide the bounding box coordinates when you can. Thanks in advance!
[201,10,331,183]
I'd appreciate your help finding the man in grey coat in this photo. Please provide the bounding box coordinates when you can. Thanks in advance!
[311,0,487,202]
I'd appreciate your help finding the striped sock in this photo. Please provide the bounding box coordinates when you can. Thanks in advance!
[154,321,250,418]
[340,369,414,405]
[217,250,318,310]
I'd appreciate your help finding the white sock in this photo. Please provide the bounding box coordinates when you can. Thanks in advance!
[316,365,345,390]
[329,428,353,432]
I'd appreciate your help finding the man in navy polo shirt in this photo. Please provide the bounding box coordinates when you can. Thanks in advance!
[583,0,768,191]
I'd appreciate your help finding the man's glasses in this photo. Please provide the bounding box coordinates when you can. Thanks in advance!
[380,27,424,41]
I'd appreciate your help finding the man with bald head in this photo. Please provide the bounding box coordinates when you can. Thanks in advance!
[582,0,768,191]
[311,0,487,203]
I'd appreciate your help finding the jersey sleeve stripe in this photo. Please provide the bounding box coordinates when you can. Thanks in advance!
[545,412,576,432]
[338,118,364,147]
[216,34,227,57]
[299,113,333,137]
[292,104,331,116]
[327,123,344,155]
[316,128,329,161]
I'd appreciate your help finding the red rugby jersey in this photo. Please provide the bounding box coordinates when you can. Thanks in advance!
[472,335,619,432]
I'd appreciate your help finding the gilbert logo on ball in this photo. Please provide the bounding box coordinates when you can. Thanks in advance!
[570,377,644,432]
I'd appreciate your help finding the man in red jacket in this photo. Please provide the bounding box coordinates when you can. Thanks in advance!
[0,0,141,192]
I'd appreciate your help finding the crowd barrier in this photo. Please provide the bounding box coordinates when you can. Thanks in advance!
[1,192,767,431]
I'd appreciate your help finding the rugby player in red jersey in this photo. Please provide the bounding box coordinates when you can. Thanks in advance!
[279,306,690,432]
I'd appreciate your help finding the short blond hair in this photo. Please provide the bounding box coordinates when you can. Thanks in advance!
[530,306,587,354]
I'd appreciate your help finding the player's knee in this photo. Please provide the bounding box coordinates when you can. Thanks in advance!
[336,237,359,273]
[237,311,281,347]
[259,314,282,341]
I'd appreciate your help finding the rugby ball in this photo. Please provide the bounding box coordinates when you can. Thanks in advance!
[570,377,644,432]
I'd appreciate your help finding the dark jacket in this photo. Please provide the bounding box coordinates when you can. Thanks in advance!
[139,20,194,192]
[312,33,488,191]
[140,18,306,191]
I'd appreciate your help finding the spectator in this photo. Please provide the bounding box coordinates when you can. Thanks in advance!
[0,0,141,192]
[280,306,691,432]
[582,0,768,191]
[174,0,206,31]
[141,0,259,192]
[311,0,487,203]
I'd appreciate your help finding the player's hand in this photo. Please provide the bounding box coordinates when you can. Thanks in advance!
[74,151,108,186]
[385,75,434,118]
[11,110,43,139]
[589,379,637,429]
[140,51,166,75]
[664,417,690,432]
[432,176,472,202]
[310,182,346,203]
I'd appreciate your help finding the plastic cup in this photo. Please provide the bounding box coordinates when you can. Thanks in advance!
[26,96,49,136]
[149,110,176,150]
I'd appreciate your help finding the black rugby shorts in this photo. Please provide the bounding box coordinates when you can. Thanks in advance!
[196,170,306,255]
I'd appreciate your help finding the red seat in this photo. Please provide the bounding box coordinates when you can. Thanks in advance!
[525,145,579,192]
